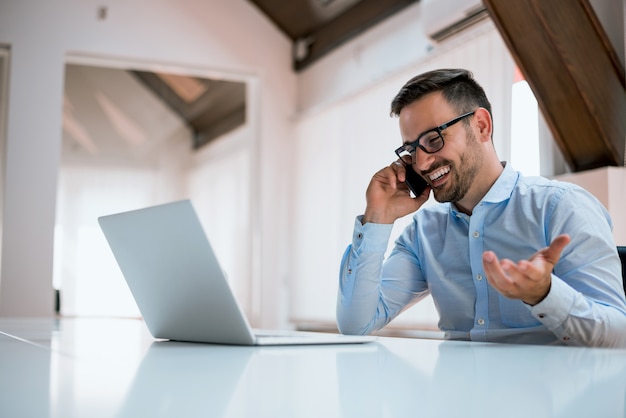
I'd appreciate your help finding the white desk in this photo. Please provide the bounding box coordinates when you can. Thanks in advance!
[1,317,625,418]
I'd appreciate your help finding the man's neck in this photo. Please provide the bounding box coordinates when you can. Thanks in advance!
[455,160,505,216]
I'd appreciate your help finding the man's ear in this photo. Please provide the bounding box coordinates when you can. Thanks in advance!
[474,107,493,142]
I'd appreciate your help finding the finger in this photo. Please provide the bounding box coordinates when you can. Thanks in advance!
[516,259,543,281]
[541,234,570,265]
[505,259,552,304]
[485,256,532,299]
[530,234,571,272]
[372,166,399,189]
[391,161,405,182]
[483,251,513,287]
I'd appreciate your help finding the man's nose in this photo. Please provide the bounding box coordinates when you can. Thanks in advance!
[414,149,435,173]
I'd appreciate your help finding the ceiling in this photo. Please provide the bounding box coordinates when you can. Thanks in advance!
[64,2,418,156]
[131,71,246,150]
[248,0,420,71]
[63,63,247,160]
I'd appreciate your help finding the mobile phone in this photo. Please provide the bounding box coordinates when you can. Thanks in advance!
[402,163,429,196]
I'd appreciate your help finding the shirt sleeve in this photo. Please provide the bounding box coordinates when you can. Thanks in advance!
[529,186,626,348]
[336,216,429,335]
[529,276,626,347]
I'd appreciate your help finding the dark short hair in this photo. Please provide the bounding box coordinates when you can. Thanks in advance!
[390,69,492,123]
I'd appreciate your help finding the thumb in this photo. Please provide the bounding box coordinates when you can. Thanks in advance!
[541,234,571,265]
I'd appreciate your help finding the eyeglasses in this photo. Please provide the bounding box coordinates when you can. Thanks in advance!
[394,110,475,165]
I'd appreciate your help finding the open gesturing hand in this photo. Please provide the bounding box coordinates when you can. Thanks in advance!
[482,235,571,305]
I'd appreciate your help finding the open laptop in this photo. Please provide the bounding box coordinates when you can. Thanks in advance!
[98,200,375,346]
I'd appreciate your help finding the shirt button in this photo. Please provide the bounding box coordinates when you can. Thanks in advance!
[357,233,363,239]
[477,318,485,325]
[473,231,480,238]
[476,274,483,281]
[538,313,546,319]
[563,336,570,342]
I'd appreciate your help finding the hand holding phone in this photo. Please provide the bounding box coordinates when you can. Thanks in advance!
[362,161,428,224]
[400,162,429,197]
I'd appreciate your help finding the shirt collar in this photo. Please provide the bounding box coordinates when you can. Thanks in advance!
[480,161,517,204]
[449,162,517,216]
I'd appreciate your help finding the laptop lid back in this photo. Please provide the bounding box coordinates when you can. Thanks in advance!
[98,200,256,345]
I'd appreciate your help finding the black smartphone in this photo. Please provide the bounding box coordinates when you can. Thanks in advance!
[402,163,429,196]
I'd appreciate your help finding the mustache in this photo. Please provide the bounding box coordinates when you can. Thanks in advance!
[421,160,452,177]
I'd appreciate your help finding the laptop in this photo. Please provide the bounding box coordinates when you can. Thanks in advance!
[98,200,376,346]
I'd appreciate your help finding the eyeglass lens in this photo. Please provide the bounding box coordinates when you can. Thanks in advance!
[396,132,443,164]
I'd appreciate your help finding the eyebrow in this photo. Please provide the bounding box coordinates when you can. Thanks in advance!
[403,127,436,146]
[402,110,475,146]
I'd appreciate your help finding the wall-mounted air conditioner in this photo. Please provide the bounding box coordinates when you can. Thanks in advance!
[422,0,489,43]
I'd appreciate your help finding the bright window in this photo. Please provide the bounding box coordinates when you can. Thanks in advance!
[510,73,540,176]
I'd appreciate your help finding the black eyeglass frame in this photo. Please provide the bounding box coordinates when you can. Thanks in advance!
[394,110,476,162]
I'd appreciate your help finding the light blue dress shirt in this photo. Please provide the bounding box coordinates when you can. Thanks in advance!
[337,163,626,347]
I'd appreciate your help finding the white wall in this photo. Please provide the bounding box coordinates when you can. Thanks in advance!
[0,0,297,323]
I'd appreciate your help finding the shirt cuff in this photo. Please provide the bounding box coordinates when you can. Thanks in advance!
[529,275,577,330]
[353,215,394,252]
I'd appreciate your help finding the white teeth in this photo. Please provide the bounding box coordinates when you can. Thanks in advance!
[429,166,450,181]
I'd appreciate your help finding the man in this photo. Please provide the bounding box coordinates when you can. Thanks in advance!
[336,68,626,347]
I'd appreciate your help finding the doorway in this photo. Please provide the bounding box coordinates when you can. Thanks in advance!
[54,56,258,319]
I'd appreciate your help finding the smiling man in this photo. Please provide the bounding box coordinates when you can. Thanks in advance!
[336,69,626,347]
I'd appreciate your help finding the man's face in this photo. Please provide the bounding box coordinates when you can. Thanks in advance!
[398,92,483,205]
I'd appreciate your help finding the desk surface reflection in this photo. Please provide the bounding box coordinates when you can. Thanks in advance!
[0,317,624,418]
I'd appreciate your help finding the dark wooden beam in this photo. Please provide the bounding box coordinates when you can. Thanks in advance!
[483,0,625,171]
[294,0,418,71]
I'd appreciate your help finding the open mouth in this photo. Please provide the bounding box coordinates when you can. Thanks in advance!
[428,166,450,185]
